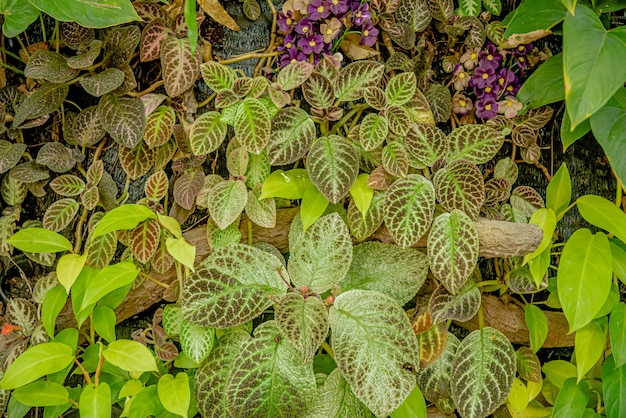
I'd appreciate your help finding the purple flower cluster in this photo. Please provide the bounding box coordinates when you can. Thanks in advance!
[451,42,539,120]
[276,0,379,67]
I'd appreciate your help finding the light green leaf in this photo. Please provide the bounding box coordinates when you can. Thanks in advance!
[158,373,190,418]
[300,184,330,232]
[610,302,626,368]
[207,180,248,230]
[42,285,68,338]
[57,253,87,293]
[28,0,139,28]
[575,317,607,382]
[226,321,316,417]
[577,194,626,246]
[277,60,314,90]
[303,368,370,418]
[0,342,74,389]
[91,204,156,239]
[546,163,571,220]
[93,306,116,343]
[603,354,626,418]
[517,53,564,108]
[390,384,427,418]
[80,262,139,310]
[385,72,417,106]
[234,98,271,154]
[523,208,556,266]
[166,237,196,272]
[182,244,288,328]
[563,4,626,128]
[451,327,516,418]
[103,339,158,372]
[525,304,548,353]
[330,290,419,417]
[288,212,352,293]
[334,61,385,102]
[483,0,501,15]
[12,380,68,407]
[459,0,481,16]
[79,383,111,418]
[8,228,72,253]
[349,173,374,220]
[180,320,215,363]
[260,169,312,200]
[561,111,590,150]
[552,378,589,418]
[307,135,359,204]
[543,360,577,389]
[200,61,236,91]
[558,228,612,332]
[359,113,388,151]
[0,0,40,38]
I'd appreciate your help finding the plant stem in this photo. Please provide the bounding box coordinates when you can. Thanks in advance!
[0,47,24,63]
[73,207,89,254]
[198,91,217,108]
[218,51,280,65]
[329,103,367,135]
[248,219,253,245]
[616,179,623,207]
[126,80,165,97]
[477,303,484,330]
[74,358,93,385]
[0,62,24,75]
[139,271,170,289]
[321,341,334,358]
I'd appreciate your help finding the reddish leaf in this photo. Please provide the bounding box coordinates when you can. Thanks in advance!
[119,142,156,181]
[174,170,205,210]
[140,20,170,62]
[145,170,169,201]
[129,219,161,264]
[161,36,200,98]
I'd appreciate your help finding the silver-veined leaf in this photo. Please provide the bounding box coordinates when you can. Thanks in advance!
[302,72,335,110]
[13,83,68,128]
[405,122,448,167]
[36,142,76,173]
[363,86,387,110]
[0,140,27,174]
[98,94,145,149]
[180,320,215,363]
[80,68,125,97]
[433,159,485,220]
[385,72,416,106]
[43,198,80,232]
[447,124,504,164]
[428,283,481,324]
[418,334,460,415]
[160,36,200,98]
[234,98,271,154]
[334,61,385,102]
[207,180,248,230]
[189,111,227,155]
[277,60,314,91]
[24,50,77,83]
[382,141,409,178]
[200,60,236,91]
[118,141,155,180]
[72,106,106,147]
[347,193,384,241]
[245,190,276,228]
[267,107,316,165]
[173,170,204,210]
[303,368,370,418]
[144,105,175,149]
[359,113,388,151]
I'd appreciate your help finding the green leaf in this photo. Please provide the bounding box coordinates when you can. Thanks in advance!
[12,380,68,407]
[334,61,385,102]
[0,0,40,38]
[166,237,196,272]
[180,320,215,363]
[189,111,227,155]
[552,378,589,418]
[349,174,374,219]
[405,123,448,167]
[385,72,417,106]
[91,204,156,239]
[417,334,459,415]
[288,212,352,293]
[260,169,312,200]
[358,113,388,151]
[525,304,548,353]
[103,339,158,372]
[267,107,316,165]
[446,124,504,164]
[200,61,236,91]
[25,50,78,84]
[589,88,626,185]
[13,83,68,128]
[523,208,556,266]
[575,317,607,381]
[302,72,335,110]
[195,331,252,417]
[234,98,271,154]
[42,285,68,338]
[382,141,409,178]
[275,293,329,363]
[79,383,111,418]
[307,135,359,204]
[80,68,125,97]
[182,244,288,328]
[28,0,139,28]
[8,228,72,253]
[459,0,481,16]
[300,184,330,231]
[561,111,590,150]
[502,0,566,37]
[329,290,419,417]
[390,384,427,418]
[563,4,626,128]
[517,53,564,108]
[428,283,481,323]
[340,241,428,305]
[93,306,116,343]
[483,0,501,15]
[144,106,175,149]
[451,327,516,418]
[558,228,612,332]
[543,360,576,389]
[347,192,385,241]
[0,342,74,389]
[158,373,190,418]
[433,160,485,220]
[207,180,248,230]
[383,175,435,248]
[424,83,451,123]
[226,321,316,417]
[603,354,626,418]
[97,94,145,149]
[43,198,79,232]
[277,60,314,90]
[610,303,626,368]
[577,194,626,245]
[80,262,139,310]
[304,368,370,418]
[546,163,572,220]
[427,210,479,294]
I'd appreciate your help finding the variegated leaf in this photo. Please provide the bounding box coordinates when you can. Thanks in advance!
[214,89,239,109]
[80,68,125,97]
[0,140,27,174]
[248,76,268,98]
[112,64,137,95]
[232,78,253,97]
[277,60,314,91]
[517,107,553,131]
[288,212,352,293]
[484,177,511,206]
[245,191,276,228]
[424,83,451,123]
[347,193,384,241]
[340,241,428,305]
[140,94,167,117]
[510,186,544,218]
[196,174,225,209]
[61,21,95,50]
[67,40,103,69]
[383,175,435,248]
[334,61,385,102]
[267,83,291,108]
[213,223,243,250]
[520,142,541,164]
[73,106,106,147]
[140,20,170,62]
[104,25,140,68]
[182,244,288,328]
[363,87,388,110]
[87,160,103,185]
[384,105,412,136]
[13,83,68,128]
[433,159,485,220]
[234,98,271,154]
[189,111,227,156]
[418,333,459,415]
[451,327,516,418]
[274,293,329,363]
[385,72,416,106]
[405,122,448,167]
[493,157,518,185]
[161,36,200,98]
[144,170,169,202]
[427,210,479,294]
[512,125,536,147]
[50,175,85,197]
[227,147,249,177]
[1,176,27,206]
[207,180,248,230]
[508,264,547,294]
[427,0,454,21]
[129,219,161,264]
[516,347,542,383]
[201,61,236,91]
[406,88,435,125]
[315,56,339,82]
[6,298,38,337]
[43,198,79,232]
[382,141,409,178]
[302,72,335,110]
[36,142,76,173]
[81,185,100,210]
[359,113,388,151]
[144,105,175,149]
[243,0,261,19]
[396,0,432,31]
[306,135,359,204]
[9,161,49,183]
[173,170,204,210]
[24,50,78,83]
[304,368,370,418]
[447,124,504,164]
[386,51,414,72]
[152,240,175,274]
[118,142,155,180]
[98,94,146,149]
[85,231,117,270]
[387,22,416,50]
[417,324,449,368]
[330,290,420,417]
[267,107,316,165]
[429,282,481,323]
[180,320,215,363]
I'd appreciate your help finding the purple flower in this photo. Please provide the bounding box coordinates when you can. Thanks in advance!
[351,2,370,26]
[298,33,325,54]
[513,43,533,57]
[476,98,498,119]
[469,65,496,89]
[277,10,296,34]
[307,0,331,20]
[280,47,308,66]
[279,34,298,51]
[295,18,314,36]
[516,55,529,69]
[473,84,499,99]
[328,0,348,15]
[359,21,378,47]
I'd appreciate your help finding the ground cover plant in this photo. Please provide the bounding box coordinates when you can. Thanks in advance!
[0,0,625,417]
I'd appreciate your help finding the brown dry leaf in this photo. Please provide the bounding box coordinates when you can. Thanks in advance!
[501,29,551,49]
[339,34,379,60]
[197,0,240,32]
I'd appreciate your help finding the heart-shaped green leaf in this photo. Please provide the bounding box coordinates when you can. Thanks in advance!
[0,0,40,38]
[447,124,504,164]
[359,113,388,151]
[302,72,335,110]
[180,320,215,363]
[201,60,236,91]
[28,0,140,28]
[25,50,78,83]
